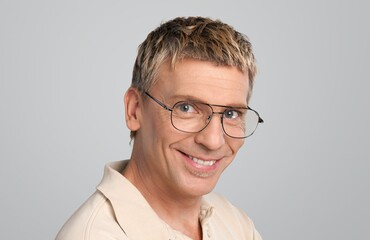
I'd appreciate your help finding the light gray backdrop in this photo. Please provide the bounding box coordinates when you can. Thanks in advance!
[1,0,369,239]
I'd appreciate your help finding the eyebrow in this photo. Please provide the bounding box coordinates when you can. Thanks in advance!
[168,94,248,108]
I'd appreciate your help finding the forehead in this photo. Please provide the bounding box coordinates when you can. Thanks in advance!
[153,59,249,106]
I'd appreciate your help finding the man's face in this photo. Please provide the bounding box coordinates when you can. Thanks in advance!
[134,58,249,199]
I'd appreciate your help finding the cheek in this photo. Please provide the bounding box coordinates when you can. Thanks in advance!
[228,139,244,154]
[143,109,173,137]
[155,111,173,132]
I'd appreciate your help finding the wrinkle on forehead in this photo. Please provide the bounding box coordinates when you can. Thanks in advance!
[153,59,249,107]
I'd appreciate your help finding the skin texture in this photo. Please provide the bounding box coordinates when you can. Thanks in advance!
[123,58,249,240]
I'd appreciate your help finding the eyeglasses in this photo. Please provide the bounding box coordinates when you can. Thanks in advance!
[145,92,263,139]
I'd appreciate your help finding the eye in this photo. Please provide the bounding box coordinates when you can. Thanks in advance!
[175,102,197,113]
[223,109,241,119]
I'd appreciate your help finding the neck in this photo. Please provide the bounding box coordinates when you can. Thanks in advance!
[122,157,203,240]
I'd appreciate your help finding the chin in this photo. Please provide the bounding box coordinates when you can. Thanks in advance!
[180,175,220,197]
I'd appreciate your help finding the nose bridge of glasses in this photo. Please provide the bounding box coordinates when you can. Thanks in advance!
[202,102,230,127]
[205,108,224,123]
[204,111,225,131]
[206,103,224,115]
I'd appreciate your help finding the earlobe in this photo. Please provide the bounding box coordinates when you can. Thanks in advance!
[124,87,142,132]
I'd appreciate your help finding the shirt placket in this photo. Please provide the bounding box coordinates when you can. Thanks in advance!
[200,206,214,240]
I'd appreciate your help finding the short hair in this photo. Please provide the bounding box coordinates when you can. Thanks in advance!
[130,16,257,140]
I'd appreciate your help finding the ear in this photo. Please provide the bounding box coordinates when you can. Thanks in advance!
[124,87,142,132]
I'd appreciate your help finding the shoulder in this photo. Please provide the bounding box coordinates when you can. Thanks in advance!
[56,191,128,240]
[203,192,263,240]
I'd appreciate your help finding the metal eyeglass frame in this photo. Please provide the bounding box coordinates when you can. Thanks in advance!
[144,91,264,139]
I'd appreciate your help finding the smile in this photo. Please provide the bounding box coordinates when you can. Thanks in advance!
[188,155,216,166]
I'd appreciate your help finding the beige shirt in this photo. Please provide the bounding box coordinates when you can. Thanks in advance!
[56,160,262,240]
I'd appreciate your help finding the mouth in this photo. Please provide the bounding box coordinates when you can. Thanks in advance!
[188,155,216,166]
[178,150,220,169]
[177,150,223,178]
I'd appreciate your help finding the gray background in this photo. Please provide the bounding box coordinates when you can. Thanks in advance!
[1,0,369,239]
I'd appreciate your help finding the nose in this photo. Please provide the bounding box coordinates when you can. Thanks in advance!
[194,114,225,150]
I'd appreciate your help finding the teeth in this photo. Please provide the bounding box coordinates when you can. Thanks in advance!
[189,155,216,166]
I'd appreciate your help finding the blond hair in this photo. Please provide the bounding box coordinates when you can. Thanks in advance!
[130,16,257,139]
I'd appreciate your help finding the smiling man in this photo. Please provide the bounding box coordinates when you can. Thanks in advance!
[56,16,263,240]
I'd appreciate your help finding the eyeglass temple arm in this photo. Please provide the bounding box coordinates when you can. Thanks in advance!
[145,92,173,111]
[248,106,264,124]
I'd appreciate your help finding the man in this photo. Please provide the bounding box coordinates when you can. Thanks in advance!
[56,16,263,240]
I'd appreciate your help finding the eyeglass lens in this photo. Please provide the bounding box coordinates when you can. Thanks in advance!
[170,101,260,138]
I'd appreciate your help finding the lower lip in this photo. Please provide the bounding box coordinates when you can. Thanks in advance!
[180,152,220,172]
